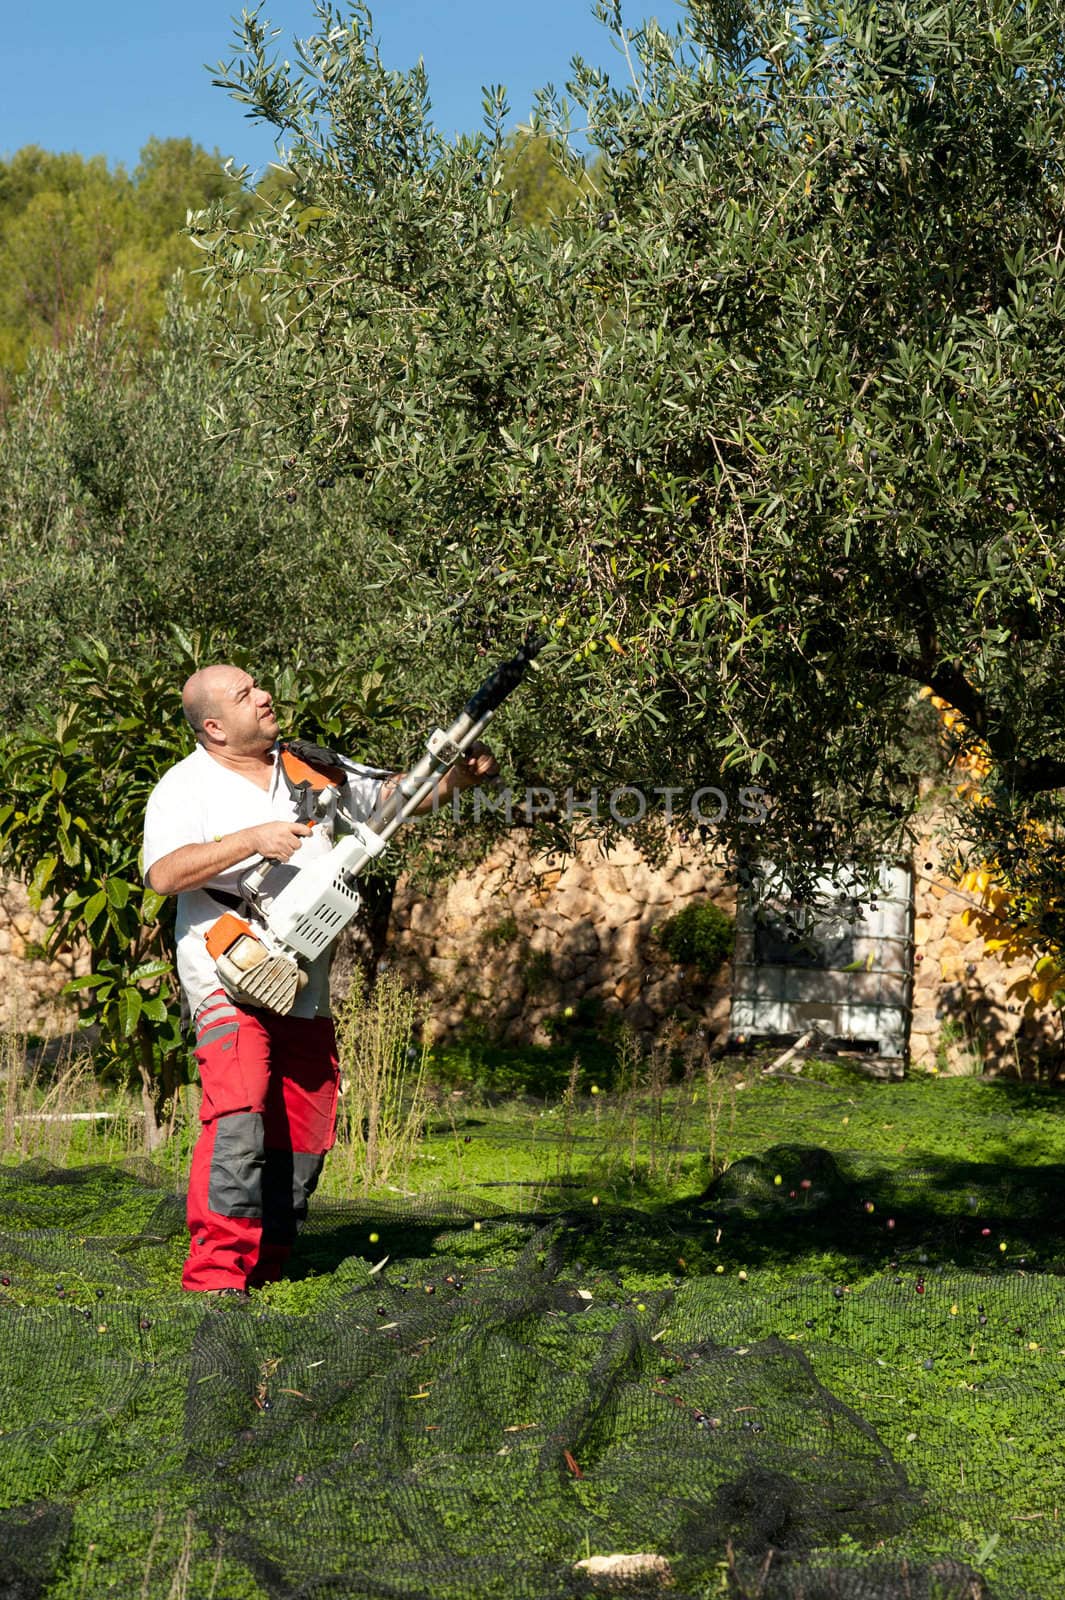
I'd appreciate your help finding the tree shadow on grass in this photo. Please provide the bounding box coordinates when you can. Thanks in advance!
[566,1145,1065,1281]
[292,1141,1065,1285]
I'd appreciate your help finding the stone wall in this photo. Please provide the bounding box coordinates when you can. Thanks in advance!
[0,881,89,1036]
[2,817,1062,1073]
[386,832,735,1047]
[387,819,1063,1072]
[910,823,1060,1074]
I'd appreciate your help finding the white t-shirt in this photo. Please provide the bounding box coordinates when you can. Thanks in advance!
[142,743,389,1020]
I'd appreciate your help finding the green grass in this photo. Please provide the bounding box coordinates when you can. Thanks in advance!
[1,1058,1065,1596]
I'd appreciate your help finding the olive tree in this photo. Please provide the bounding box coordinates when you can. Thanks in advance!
[0,298,398,727]
[195,0,1065,945]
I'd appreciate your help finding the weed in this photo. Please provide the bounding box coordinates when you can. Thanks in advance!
[0,1031,141,1166]
[583,1024,736,1195]
[550,1057,582,1191]
[330,972,431,1195]
[936,1017,985,1077]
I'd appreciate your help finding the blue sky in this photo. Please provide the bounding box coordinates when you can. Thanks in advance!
[2,1,686,178]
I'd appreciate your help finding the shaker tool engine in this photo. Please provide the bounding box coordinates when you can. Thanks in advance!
[204,637,544,1014]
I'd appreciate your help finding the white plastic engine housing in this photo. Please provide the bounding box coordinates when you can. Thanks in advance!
[263,823,388,960]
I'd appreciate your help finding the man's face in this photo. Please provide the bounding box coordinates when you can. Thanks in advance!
[205,669,279,753]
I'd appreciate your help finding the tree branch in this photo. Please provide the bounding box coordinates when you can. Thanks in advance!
[861,646,1065,793]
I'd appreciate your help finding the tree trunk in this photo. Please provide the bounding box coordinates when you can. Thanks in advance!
[134,1023,166,1153]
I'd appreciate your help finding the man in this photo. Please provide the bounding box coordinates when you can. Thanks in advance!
[143,663,494,1293]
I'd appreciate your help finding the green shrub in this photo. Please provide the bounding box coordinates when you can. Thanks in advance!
[655,901,734,979]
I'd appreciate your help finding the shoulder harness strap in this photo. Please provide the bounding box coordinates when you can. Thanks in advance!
[279,738,347,824]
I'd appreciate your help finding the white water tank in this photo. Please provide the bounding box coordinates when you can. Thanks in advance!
[730,859,915,1068]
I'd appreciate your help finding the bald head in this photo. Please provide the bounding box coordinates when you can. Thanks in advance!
[182,665,236,740]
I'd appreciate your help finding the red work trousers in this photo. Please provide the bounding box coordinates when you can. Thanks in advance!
[183,990,340,1292]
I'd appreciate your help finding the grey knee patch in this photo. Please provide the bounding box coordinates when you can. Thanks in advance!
[209,1112,265,1218]
[262,1149,324,1243]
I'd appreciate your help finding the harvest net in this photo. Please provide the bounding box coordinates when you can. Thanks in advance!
[0,1146,1062,1599]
